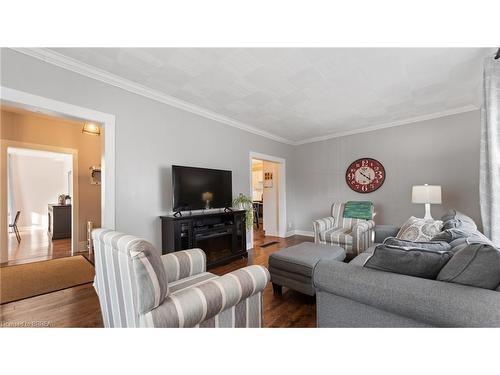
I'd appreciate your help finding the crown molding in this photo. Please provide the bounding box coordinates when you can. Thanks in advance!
[292,105,479,145]
[10,48,480,147]
[11,48,295,145]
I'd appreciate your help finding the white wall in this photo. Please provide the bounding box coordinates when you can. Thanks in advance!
[292,110,482,232]
[9,151,71,228]
[262,160,280,236]
[0,49,295,248]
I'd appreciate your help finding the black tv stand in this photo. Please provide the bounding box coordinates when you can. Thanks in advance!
[160,209,247,269]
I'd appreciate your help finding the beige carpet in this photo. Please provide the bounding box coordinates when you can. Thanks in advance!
[0,255,95,304]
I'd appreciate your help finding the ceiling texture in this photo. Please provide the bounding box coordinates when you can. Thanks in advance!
[37,48,494,144]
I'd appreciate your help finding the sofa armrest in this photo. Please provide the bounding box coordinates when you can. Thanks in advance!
[352,220,375,254]
[161,248,206,282]
[313,217,336,242]
[313,259,500,327]
[146,265,270,327]
[374,225,400,243]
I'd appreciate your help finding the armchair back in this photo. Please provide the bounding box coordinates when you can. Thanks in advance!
[92,229,168,328]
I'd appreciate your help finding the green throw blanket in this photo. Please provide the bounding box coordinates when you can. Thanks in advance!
[343,201,373,220]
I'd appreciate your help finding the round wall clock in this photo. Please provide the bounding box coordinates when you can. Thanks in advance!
[345,158,386,193]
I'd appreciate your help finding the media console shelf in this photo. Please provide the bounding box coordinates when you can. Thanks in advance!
[160,209,247,269]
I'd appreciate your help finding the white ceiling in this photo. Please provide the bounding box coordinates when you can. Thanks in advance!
[49,48,493,144]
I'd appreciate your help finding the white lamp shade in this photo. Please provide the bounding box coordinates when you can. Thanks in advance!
[412,185,442,204]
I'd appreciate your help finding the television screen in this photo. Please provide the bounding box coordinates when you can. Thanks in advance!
[172,165,232,211]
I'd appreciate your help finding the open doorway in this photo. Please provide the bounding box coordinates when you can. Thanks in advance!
[7,147,74,264]
[249,152,287,247]
[1,105,102,265]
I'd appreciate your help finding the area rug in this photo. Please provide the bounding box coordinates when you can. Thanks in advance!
[0,255,95,304]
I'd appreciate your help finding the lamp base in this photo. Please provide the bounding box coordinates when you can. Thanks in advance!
[423,203,433,221]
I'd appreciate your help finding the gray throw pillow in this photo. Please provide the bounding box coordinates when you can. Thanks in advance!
[436,243,500,290]
[441,209,477,232]
[431,228,470,243]
[364,244,453,279]
[384,237,451,252]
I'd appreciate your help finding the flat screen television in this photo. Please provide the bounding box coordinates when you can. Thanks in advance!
[172,165,232,212]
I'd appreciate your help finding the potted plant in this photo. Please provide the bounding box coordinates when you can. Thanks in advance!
[233,193,254,230]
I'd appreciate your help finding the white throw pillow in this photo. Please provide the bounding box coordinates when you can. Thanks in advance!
[396,216,443,242]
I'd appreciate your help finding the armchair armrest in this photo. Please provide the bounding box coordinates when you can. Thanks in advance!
[146,265,270,327]
[161,248,206,282]
[313,217,336,242]
[314,259,500,327]
[351,220,375,254]
[374,225,400,243]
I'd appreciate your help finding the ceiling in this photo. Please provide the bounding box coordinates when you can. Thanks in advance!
[47,48,493,144]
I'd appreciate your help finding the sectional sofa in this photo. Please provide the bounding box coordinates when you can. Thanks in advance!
[313,211,500,327]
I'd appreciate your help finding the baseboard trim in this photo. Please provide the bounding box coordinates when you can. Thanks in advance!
[286,230,314,237]
[77,241,88,253]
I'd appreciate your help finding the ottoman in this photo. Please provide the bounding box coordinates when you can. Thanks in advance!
[268,242,346,296]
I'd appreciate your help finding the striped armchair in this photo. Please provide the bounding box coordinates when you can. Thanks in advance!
[313,202,375,255]
[92,229,270,328]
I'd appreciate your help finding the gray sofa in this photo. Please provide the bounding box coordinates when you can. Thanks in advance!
[313,220,500,327]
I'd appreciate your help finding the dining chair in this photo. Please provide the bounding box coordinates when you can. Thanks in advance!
[9,210,21,243]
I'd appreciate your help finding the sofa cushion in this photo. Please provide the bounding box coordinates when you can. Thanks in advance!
[364,244,453,279]
[437,242,500,290]
[349,252,372,266]
[384,237,451,252]
[396,216,443,242]
[441,209,477,232]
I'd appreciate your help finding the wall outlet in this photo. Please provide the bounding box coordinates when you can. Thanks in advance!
[288,221,293,230]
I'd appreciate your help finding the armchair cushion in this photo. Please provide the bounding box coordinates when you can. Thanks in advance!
[161,248,206,282]
[320,227,352,245]
[146,265,270,327]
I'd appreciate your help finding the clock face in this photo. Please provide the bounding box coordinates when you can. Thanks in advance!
[346,158,386,193]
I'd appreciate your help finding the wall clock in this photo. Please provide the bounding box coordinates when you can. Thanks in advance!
[345,158,386,193]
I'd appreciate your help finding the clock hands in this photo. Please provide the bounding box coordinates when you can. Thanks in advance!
[359,171,372,181]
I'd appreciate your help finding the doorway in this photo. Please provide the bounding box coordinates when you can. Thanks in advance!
[7,147,75,264]
[1,87,115,264]
[249,152,287,247]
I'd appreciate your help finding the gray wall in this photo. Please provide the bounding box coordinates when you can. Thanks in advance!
[292,110,482,232]
[1,49,295,248]
[1,49,482,244]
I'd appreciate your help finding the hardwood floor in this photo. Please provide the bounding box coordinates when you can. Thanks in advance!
[3,227,72,266]
[0,227,315,328]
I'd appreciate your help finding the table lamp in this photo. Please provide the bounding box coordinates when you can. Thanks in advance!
[412,184,442,220]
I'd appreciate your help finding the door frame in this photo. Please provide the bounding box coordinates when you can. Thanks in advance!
[4,142,79,253]
[248,151,287,247]
[0,86,116,263]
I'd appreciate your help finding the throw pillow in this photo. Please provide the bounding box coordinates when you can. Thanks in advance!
[440,209,477,232]
[436,242,500,290]
[364,243,453,279]
[396,216,443,242]
[431,228,470,243]
[384,237,451,252]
